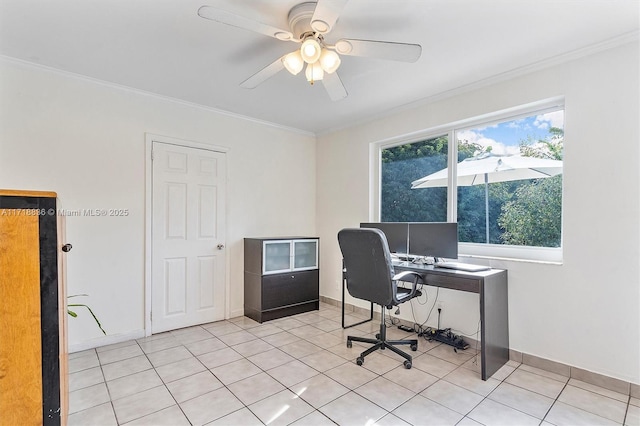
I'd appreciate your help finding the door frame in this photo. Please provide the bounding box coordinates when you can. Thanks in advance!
[144,133,230,337]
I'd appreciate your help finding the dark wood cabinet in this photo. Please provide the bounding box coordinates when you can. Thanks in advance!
[244,237,319,323]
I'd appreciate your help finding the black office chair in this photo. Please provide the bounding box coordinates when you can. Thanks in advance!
[338,228,423,369]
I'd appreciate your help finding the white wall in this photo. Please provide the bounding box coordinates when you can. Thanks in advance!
[317,41,640,384]
[0,58,316,350]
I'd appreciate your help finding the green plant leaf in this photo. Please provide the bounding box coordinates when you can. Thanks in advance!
[68,294,89,298]
[67,301,106,335]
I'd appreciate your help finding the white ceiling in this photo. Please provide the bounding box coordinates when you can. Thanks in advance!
[1,0,638,134]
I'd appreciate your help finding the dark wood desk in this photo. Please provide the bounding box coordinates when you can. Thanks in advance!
[394,261,508,380]
[342,261,509,381]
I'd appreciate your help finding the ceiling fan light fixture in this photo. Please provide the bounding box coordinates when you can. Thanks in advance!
[283,50,304,75]
[305,62,324,85]
[300,38,322,63]
[319,49,341,73]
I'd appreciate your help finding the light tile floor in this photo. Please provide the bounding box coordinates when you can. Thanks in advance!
[68,303,639,426]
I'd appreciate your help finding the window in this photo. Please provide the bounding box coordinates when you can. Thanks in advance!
[381,135,448,222]
[378,104,564,261]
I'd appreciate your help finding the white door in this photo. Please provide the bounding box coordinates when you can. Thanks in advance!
[151,142,226,333]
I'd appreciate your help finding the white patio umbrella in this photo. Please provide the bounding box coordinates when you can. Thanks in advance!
[411,153,563,243]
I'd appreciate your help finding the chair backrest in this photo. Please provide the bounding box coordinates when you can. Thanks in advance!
[337,228,395,307]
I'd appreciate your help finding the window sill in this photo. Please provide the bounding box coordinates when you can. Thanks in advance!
[458,242,563,265]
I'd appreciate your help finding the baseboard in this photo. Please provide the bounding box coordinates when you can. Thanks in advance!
[321,295,639,397]
[508,348,638,397]
[228,308,245,319]
[321,295,383,321]
[68,329,146,353]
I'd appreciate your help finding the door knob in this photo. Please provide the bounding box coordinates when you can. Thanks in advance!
[62,243,72,253]
[217,244,225,250]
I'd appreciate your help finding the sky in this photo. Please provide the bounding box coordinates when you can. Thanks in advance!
[457,110,564,156]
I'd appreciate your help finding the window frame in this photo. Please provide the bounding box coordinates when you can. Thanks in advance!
[373,98,565,263]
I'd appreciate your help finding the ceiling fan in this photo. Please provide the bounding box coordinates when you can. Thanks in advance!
[197,0,422,101]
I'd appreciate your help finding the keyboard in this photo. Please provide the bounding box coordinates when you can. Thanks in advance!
[435,261,490,272]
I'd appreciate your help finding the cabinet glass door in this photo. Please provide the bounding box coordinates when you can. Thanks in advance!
[263,241,292,274]
[293,240,318,270]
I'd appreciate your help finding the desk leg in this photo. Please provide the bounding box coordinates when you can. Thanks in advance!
[480,271,509,380]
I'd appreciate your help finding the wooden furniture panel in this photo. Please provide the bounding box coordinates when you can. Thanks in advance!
[421,272,480,293]
[57,213,69,422]
[262,270,319,310]
[346,261,509,381]
[0,214,43,425]
[0,190,67,426]
[480,271,510,380]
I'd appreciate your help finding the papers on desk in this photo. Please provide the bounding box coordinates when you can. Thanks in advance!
[435,261,490,272]
[391,254,418,262]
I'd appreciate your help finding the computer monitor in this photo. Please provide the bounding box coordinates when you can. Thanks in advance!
[360,222,409,254]
[408,222,458,260]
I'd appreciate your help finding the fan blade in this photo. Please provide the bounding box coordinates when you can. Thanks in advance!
[334,39,422,62]
[198,6,293,41]
[311,0,349,34]
[240,56,285,89]
[322,72,348,101]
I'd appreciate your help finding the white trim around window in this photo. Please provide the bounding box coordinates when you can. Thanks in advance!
[372,97,565,264]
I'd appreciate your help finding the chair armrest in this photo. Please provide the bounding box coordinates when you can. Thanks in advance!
[392,271,423,301]
[392,270,422,283]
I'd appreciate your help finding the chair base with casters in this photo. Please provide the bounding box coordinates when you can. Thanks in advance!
[347,305,419,369]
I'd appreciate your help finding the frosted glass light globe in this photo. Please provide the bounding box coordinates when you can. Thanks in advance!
[300,38,322,64]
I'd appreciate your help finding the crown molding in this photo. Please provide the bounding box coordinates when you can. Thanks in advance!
[0,55,315,138]
[2,29,637,139]
[317,31,639,137]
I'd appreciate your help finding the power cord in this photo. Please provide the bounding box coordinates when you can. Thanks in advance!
[409,284,428,322]
[421,287,440,329]
[407,288,482,354]
[385,309,400,327]
[451,319,482,338]
[407,286,440,338]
